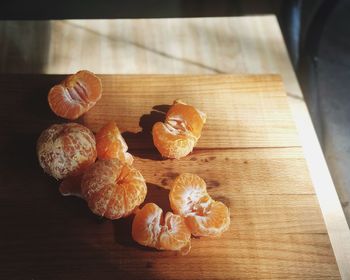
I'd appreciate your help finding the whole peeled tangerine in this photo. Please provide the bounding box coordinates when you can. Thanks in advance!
[37,123,97,180]
[81,159,147,219]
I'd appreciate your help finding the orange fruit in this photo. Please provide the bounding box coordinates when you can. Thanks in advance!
[37,123,97,180]
[169,173,230,237]
[95,121,133,164]
[81,159,147,219]
[132,203,191,254]
[152,122,197,159]
[48,70,102,120]
[152,100,206,159]
[166,100,206,139]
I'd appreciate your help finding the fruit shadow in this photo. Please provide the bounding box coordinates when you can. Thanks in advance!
[122,104,170,161]
[1,75,66,171]
[5,189,157,280]
[113,182,171,250]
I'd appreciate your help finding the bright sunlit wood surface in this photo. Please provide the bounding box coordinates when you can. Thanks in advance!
[0,16,349,279]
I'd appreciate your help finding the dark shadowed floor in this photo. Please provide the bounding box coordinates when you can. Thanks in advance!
[304,0,350,224]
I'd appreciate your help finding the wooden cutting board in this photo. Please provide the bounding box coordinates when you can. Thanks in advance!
[0,74,340,279]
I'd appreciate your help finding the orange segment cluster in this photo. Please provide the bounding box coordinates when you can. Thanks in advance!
[81,159,147,219]
[37,71,230,255]
[169,173,230,237]
[95,121,133,164]
[48,70,102,120]
[152,100,206,159]
[132,203,191,254]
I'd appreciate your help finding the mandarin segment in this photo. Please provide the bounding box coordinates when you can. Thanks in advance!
[132,203,162,248]
[95,121,133,164]
[166,99,207,139]
[81,159,147,219]
[169,172,208,215]
[132,203,191,254]
[152,122,197,159]
[48,70,102,120]
[152,100,206,159]
[185,200,230,237]
[37,123,97,180]
[169,173,230,237]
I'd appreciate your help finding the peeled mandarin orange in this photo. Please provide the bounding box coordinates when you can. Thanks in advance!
[48,70,102,120]
[169,173,230,237]
[81,159,147,219]
[132,203,191,254]
[95,121,133,164]
[152,122,197,159]
[152,100,206,159]
[37,123,97,180]
[166,100,206,139]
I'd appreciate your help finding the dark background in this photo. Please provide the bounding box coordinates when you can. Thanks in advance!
[0,0,282,20]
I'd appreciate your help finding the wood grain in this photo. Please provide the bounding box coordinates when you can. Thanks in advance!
[83,74,299,148]
[133,148,315,195]
[0,74,340,279]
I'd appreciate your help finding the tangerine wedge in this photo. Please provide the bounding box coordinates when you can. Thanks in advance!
[169,173,230,237]
[95,121,133,164]
[81,159,147,219]
[152,100,206,159]
[152,122,197,159]
[166,100,206,139]
[132,203,191,254]
[37,123,97,180]
[48,70,102,120]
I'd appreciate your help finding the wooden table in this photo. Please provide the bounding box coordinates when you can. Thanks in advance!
[0,16,349,279]
[0,73,340,279]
